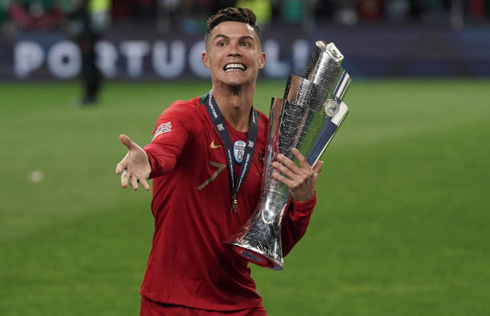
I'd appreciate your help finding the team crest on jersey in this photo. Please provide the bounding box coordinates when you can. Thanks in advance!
[258,148,265,172]
[233,140,246,164]
[152,122,172,141]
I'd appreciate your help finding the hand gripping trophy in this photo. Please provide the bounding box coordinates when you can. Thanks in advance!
[227,41,352,270]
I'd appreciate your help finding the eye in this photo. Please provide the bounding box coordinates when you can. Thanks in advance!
[217,41,227,47]
[241,41,252,47]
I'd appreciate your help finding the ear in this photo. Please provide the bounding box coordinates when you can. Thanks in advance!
[202,52,210,69]
[258,52,266,70]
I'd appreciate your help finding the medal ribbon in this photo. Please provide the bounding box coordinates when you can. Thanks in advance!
[204,91,258,203]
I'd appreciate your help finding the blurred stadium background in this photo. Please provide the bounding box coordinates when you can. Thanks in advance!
[1,1,489,315]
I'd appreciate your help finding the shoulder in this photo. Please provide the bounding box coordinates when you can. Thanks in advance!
[151,97,203,134]
[255,109,269,124]
[155,97,204,126]
[163,97,202,117]
[255,109,269,135]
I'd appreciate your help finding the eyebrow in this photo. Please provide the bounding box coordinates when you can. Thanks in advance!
[213,34,256,43]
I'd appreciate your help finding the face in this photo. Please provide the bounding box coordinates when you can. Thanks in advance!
[202,21,266,88]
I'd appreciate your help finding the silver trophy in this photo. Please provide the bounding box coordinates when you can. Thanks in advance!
[226,41,352,270]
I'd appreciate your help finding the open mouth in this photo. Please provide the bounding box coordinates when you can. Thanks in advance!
[223,63,247,71]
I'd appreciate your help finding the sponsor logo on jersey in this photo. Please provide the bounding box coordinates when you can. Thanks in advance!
[210,140,222,149]
[152,122,172,141]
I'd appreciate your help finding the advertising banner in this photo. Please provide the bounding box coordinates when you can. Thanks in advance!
[1,24,489,80]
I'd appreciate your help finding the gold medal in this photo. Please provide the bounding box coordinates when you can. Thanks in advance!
[231,194,238,213]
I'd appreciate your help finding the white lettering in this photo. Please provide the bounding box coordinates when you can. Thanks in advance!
[120,41,150,78]
[11,38,297,80]
[153,41,186,78]
[14,41,44,79]
[264,40,290,78]
[189,40,210,78]
[293,39,309,75]
[96,41,118,78]
[47,41,80,79]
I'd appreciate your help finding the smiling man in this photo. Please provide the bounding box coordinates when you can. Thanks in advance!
[115,7,323,316]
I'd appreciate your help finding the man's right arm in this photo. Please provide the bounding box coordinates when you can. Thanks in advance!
[143,101,193,178]
[115,134,151,191]
[115,100,196,189]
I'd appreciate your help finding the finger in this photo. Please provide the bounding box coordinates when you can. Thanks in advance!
[291,148,310,170]
[271,170,295,188]
[272,161,296,180]
[115,163,123,175]
[130,175,139,191]
[119,134,135,150]
[312,160,323,174]
[120,170,130,188]
[115,154,128,175]
[275,153,301,174]
[140,179,151,191]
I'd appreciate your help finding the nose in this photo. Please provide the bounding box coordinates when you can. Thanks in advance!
[227,41,241,56]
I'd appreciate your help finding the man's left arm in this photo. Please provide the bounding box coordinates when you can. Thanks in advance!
[280,193,317,256]
[271,148,323,256]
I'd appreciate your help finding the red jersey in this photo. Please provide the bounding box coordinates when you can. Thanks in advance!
[142,95,316,311]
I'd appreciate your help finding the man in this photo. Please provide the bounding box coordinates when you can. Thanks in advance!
[115,7,323,316]
[69,0,111,105]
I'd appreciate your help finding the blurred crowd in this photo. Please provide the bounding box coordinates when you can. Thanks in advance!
[0,0,489,34]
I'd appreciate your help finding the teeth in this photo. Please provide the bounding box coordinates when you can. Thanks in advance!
[224,63,246,71]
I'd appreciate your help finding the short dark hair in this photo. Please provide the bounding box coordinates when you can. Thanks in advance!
[205,7,262,46]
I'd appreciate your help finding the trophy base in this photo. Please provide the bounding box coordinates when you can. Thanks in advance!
[228,243,284,271]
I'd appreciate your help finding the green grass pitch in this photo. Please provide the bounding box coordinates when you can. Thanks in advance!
[0,78,489,315]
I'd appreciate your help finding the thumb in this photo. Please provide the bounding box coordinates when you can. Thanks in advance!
[119,134,135,150]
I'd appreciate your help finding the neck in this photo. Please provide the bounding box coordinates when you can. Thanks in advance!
[212,85,255,132]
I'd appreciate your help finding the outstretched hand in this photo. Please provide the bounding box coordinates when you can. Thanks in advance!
[115,134,151,191]
[271,148,323,202]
